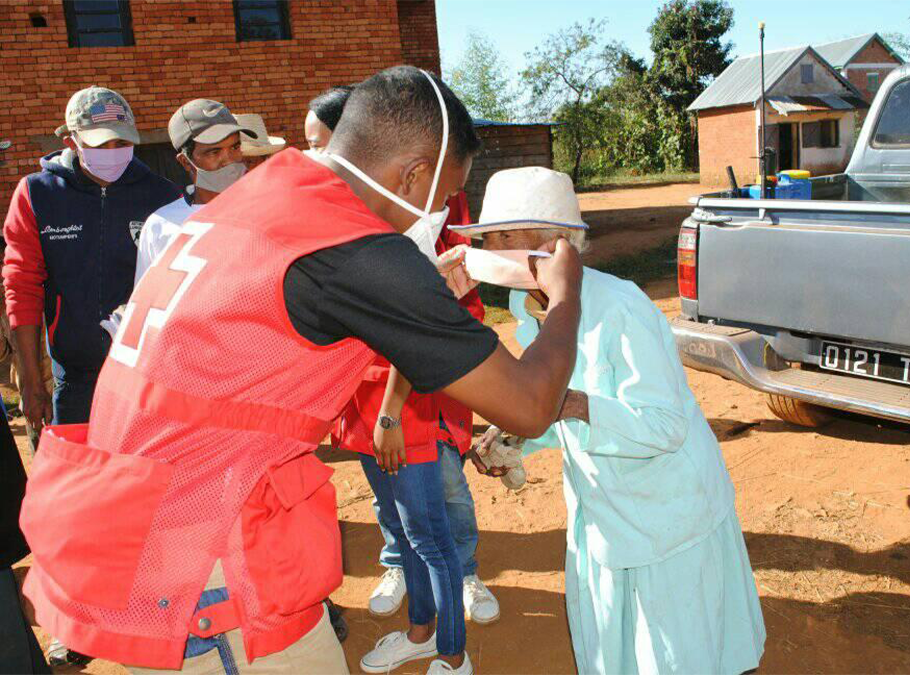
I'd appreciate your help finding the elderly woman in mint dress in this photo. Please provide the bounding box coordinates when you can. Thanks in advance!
[455,166,766,675]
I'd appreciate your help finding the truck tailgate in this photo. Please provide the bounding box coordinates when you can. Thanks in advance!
[697,206,910,347]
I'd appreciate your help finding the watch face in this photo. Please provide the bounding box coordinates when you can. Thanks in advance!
[379,417,391,429]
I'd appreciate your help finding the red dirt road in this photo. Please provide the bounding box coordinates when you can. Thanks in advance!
[15,184,910,674]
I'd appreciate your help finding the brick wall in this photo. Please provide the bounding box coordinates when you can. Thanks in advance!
[396,0,439,73]
[842,39,903,102]
[464,125,553,217]
[696,105,757,187]
[0,0,441,221]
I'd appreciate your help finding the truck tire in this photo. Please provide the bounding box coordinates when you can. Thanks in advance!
[765,393,833,428]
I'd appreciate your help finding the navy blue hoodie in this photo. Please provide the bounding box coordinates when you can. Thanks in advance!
[4,149,180,381]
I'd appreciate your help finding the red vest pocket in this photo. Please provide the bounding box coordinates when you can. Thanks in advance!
[241,452,342,617]
[20,424,174,610]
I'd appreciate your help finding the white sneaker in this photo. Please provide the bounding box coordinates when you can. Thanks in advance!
[360,630,438,673]
[463,574,500,624]
[369,568,407,617]
[427,653,473,675]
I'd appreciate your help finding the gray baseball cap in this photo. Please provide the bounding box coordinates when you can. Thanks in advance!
[55,86,140,146]
[168,99,257,151]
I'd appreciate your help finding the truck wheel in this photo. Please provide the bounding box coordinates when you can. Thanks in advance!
[765,394,832,428]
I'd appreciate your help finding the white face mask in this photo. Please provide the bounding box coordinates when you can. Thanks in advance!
[325,69,451,263]
[184,153,246,193]
[463,249,551,290]
[402,205,449,260]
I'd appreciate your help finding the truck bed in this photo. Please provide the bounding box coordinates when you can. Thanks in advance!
[685,194,910,350]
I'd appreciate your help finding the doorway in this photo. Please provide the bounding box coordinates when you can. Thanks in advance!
[778,122,800,171]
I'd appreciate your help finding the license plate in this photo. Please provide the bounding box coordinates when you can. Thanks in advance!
[819,341,910,385]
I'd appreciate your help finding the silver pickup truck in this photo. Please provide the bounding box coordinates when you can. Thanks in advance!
[672,64,910,427]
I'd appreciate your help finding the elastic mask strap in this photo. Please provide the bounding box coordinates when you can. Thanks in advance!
[326,152,427,220]
[420,69,449,215]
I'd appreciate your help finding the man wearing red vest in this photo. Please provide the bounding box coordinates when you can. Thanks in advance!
[19,67,582,674]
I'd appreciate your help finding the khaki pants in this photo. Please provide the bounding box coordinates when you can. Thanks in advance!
[130,606,348,675]
[131,562,348,675]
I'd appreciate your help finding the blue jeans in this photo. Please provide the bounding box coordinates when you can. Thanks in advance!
[51,377,96,425]
[360,454,466,656]
[376,441,479,576]
[183,587,240,674]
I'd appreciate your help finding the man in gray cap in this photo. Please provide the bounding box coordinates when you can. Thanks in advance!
[133,99,256,281]
[2,85,180,666]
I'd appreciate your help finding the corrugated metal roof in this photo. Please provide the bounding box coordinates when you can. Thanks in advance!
[814,33,904,68]
[767,94,869,115]
[689,46,865,112]
[688,46,808,112]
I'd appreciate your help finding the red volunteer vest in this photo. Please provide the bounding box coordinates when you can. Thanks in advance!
[332,192,483,462]
[20,150,393,668]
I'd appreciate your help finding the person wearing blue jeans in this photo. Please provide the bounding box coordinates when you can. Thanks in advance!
[359,446,468,674]
[370,438,500,625]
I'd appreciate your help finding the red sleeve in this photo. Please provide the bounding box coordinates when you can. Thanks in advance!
[439,191,484,323]
[3,178,47,328]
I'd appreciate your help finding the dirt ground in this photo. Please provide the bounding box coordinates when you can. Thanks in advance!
[577,182,704,263]
[15,183,910,674]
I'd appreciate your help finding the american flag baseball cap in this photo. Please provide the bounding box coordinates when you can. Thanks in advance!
[55,86,140,146]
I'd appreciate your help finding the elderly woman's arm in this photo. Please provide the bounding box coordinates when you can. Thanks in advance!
[566,307,689,458]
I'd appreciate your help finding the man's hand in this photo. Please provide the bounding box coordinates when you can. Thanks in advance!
[436,245,478,299]
[19,377,52,432]
[532,238,582,304]
[558,389,589,423]
[373,421,406,475]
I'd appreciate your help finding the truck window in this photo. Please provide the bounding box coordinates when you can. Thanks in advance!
[872,78,910,148]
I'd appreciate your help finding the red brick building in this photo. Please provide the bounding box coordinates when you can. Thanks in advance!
[0,0,441,220]
[815,33,904,102]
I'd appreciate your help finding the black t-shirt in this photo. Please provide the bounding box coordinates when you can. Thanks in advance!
[283,233,498,394]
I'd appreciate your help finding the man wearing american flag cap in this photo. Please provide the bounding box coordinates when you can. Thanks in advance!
[2,86,180,665]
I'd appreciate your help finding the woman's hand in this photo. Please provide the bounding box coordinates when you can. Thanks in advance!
[558,389,589,422]
[373,420,407,474]
[436,245,478,299]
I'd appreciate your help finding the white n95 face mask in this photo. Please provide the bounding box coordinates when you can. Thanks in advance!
[325,69,451,264]
[463,249,549,290]
[402,205,449,260]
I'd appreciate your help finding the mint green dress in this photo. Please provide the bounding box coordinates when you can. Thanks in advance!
[511,269,765,675]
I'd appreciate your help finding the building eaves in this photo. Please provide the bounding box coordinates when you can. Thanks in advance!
[814,33,904,68]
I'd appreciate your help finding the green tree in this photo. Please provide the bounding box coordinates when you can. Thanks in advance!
[883,28,910,59]
[447,31,517,122]
[649,0,734,109]
[648,0,734,168]
[521,19,622,183]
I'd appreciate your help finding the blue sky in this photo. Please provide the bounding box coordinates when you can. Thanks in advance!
[437,0,910,79]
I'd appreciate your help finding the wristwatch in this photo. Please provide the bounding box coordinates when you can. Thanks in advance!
[377,414,402,430]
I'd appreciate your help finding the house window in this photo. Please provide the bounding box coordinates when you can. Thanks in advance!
[62,0,134,48]
[803,120,839,148]
[801,64,814,84]
[819,120,839,148]
[233,0,291,42]
[867,72,880,93]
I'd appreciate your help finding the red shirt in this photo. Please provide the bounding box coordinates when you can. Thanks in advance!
[332,191,484,463]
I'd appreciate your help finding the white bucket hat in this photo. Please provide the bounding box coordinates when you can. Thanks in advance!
[234,113,286,156]
[449,166,588,239]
